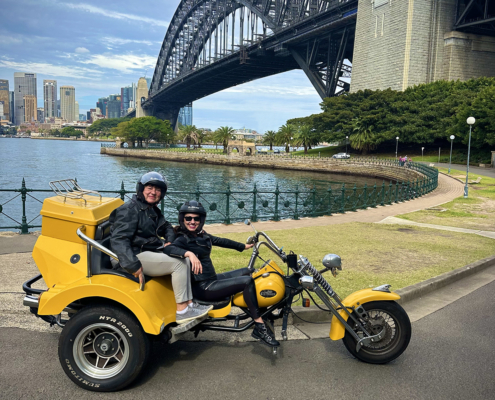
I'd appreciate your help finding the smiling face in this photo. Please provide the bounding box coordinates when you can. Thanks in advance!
[183,213,201,232]
[142,184,161,204]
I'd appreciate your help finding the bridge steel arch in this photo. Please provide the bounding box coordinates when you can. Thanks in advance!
[146,0,358,126]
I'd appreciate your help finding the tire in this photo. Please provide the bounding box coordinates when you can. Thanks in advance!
[58,305,149,392]
[342,301,411,364]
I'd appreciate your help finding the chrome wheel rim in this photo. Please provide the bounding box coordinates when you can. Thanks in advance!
[73,323,129,379]
[353,310,399,354]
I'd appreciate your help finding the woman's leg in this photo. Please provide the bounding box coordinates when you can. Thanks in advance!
[215,267,251,281]
[137,252,191,304]
[193,275,260,319]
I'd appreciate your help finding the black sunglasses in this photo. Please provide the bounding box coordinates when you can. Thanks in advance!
[184,216,201,222]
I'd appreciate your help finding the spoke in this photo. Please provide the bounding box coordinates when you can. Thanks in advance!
[114,348,124,362]
[102,358,111,369]
[95,355,100,368]
[83,350,96,355]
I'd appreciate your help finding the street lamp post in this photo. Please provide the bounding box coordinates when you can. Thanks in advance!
[345,136,348,154]
[421,147,424,161]
[448,135,455,174]
[464,117,475,198]
[395,136,399,159]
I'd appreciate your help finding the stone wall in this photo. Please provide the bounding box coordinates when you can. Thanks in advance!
[101,147,425,183]
[442,32,495,81]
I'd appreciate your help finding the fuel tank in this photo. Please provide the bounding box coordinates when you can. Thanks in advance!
[233,260,286,308]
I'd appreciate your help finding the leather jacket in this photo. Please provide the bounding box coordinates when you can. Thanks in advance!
[109,195,175,273]
[163,231,245,281]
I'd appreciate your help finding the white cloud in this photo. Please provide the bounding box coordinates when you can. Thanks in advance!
[103,37,160,46]
[65,3,168,27]
[0,35,22,45]
[0,59,100,79]
[75,47,90,54]
[224,85,317,96]
[80,53,156,73]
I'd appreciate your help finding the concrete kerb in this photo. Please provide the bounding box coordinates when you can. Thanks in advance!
[289,254,495,323]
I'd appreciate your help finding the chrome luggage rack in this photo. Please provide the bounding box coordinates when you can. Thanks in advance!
[49,179,102,205]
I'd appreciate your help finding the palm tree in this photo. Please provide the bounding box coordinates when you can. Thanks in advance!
[262,130,277,151]
[214,126,235,154]
[294,125,315,154]
[276,124,296,153]
[349,118,376,155]
[178,125,199,149]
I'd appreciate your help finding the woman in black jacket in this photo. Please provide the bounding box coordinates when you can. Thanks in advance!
[163,201,280,347]
[109,172,211,324]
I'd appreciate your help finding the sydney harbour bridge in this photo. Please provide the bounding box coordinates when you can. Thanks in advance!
[136,0,495,126]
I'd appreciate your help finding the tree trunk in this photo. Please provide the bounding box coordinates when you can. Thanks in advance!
[270,143,273,151]
[304,144,308,154]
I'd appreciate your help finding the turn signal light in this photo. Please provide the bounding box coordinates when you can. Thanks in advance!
[302,298,310,307]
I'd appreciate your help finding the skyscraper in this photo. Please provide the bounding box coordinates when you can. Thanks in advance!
[14,72,37,125]
[121,86,133,116]
[0,79,10,121]
[23,95,37,123]
[9,91,14,123]
[60,86,76,122]
[43,80,57,120]
[107,95,121,119]
[178,103,193,126]
[75,101,79,122]
[97,97,108,117]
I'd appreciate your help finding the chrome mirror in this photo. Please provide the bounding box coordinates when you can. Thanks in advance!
[321,254,342,277]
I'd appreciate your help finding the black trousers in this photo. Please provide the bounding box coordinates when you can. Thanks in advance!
[192,268,260,319]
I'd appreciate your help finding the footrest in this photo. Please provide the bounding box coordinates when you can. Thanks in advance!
[169,314,208,344]
[194,297,231,310]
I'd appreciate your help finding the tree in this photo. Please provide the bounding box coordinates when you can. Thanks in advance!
[214,126,235,154]
[178,125,199,149]
[111,117,174,147]
[276,124,296,152]
[88,117,130,136]
[262,130,277,151]
[294,125,318,154]
[62,126,80,138]
[349,118,376,154]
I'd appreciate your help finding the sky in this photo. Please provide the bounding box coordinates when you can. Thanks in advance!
[0,0,323,132]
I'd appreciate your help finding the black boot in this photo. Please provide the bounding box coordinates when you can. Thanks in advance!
[252,322,280,347]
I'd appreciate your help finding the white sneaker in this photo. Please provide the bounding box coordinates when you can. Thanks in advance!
[176,307,209,324]
[191,302,214,312]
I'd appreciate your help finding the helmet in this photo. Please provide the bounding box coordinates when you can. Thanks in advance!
[178,200,206,232]
[136,172,168,202]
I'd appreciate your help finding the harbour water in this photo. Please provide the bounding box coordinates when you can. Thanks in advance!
[0,138,381,229]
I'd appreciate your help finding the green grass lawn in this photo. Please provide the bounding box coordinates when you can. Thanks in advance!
[207,222,494,300]
[397,168,495,230]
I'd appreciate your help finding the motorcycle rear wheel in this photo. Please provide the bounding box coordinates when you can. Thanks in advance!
[342,301,411,364]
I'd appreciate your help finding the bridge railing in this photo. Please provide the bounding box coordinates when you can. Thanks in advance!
[1,162,438,233]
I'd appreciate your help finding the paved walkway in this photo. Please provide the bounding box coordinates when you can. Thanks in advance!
[417,162,495,178]
[207,172,464,234]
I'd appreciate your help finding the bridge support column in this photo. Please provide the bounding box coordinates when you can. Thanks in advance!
[442,31,495,81]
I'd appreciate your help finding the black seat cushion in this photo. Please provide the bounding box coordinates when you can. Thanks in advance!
[194,297,231,310]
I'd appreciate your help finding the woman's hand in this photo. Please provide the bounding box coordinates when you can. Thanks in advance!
[132,267,145,288]
[186,251,203,274]
[245,244,254,249]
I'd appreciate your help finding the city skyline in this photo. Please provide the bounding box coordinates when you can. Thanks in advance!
[0,0,322,131]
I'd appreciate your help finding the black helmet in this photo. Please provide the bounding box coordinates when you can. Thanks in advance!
[179,200,206,232]
[136,172,168,202]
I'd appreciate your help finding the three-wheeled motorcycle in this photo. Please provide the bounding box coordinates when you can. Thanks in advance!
[23,180,411,392]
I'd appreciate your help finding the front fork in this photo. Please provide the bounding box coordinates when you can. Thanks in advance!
[302,263,384,352]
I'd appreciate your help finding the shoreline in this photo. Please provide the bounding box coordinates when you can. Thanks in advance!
[101,147,425,182]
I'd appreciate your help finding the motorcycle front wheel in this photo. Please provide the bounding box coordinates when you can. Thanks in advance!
[342,301,411,364]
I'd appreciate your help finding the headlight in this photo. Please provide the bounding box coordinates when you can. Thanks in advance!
[299,276,314,290]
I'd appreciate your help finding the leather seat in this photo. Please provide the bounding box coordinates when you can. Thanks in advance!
[193,297,231,310]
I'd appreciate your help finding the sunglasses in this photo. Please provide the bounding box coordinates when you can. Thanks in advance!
[184,216,201,222]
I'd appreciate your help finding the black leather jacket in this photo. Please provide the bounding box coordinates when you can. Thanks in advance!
[109,195,175,273]
[163,231,245,281]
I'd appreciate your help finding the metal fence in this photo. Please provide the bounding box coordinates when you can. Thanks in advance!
[0,162,438,234]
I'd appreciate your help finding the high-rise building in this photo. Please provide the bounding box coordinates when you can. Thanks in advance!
[14,72,37,125]
[178,103,193,126]
[0,102,4,120]
[106,94,120,119]
[86,111,91,121]
[60,86,75,122]
[145,78,151,91]
[43,80,57,120]
[37,108,44,122]
[97,97,108,117]
[79,114,86,121]
[9,91,14,123]
[75,101,79,122]
[0,79,10,122]
[121,86,133,116]
[23,95,37,123]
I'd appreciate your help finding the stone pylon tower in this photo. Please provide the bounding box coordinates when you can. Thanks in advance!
[135,77,149,118]
[350,0,495,93]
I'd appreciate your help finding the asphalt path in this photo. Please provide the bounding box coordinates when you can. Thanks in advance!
[1,281,494,400]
